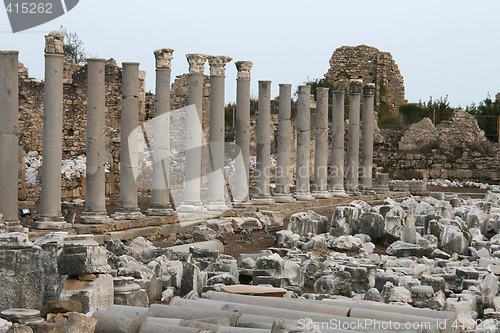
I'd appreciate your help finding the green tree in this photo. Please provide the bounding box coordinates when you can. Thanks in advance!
[60,25,87,64]
[466,97,500,142]
[399,96,454,127]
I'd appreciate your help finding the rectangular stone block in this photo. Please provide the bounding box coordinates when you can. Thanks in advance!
[59,274,113,313]
[58,245,110,275]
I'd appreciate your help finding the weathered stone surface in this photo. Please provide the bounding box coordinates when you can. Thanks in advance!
[386,241,423,257]
[358,212,385,239]
[58,274,113,313]
[399,118,438,151]
[466,201,492,235]
[289,211,328,236]
[314,271,352,297]
[57,236,110,275]
[0,233,44,311]
[441,225,469,255]
[192,226,217,242]
[326,44,405,116]
[40,300,83,318]
[45,312,97,333]
[330,206,361,236]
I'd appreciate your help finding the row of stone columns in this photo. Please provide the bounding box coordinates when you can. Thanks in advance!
[245,78,377,203]
[0,32,378,227]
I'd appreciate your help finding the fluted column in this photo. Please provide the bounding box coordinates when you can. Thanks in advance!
[345,79,363,194]
[293,85,313,201]
[177,54,207,213]
[273,84,295,203]
[80,59,112,223]
[330,91,347,196]
[312,87,330,199]
[361,83,376,191]
[146,48,175,216]
[233,61,253,206]
[112,62,143,220]
[0,50,21,232]
[251,81,274,205]
[206,55,232,212]
[35,31,69,230]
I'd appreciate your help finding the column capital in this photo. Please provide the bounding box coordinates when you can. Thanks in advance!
[363,83,376,96]
[235,61,253,79]
[186,54,207,74]
[154,48,174,69]
[208,55,232,76]
[349,78,363,94]
[44,30,64,55]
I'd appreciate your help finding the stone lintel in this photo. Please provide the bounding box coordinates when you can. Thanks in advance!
[349,79,363,94]
[235,61,253,79]
[186,54,208,74]
[363,83,376,96]
[44,30,64,55]
[154,48,174,69]
[208,55,232,76]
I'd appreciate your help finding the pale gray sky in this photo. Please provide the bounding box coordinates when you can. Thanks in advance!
[2,0,499,107]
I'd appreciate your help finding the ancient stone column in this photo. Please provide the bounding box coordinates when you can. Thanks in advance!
[146,48,175,216]
[112,62,142,220]
[273,84,295,203]
[80,59,112,224]
[35,31,69,230]
[177,54,207,213]
[206,55,232,212]
[294,85,313,201]
[233,61,253,205]
[345,79,363,194]
[312,87,330,199]
[251,81,274,205]
[361,83,376,191]
[0,50,22,232]
[330,91,347,196]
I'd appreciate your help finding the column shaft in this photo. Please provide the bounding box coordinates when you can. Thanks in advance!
[36,31,68,229]
[294,85,313,201]
[273,84,295,203]
[251,81,274,204]
[147,48,174,216]
[233,61,252,205]
[330,91,347,196]
[0,51,21,231]
[361,83,376,190]
[207,55,231,211]
[178,54,206,213]
[113,62,142,219]
[80,59,111,223]
[312,87,330,198]
[345,79,363,193]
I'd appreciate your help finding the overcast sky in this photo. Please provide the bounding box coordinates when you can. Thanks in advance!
[2,0,499,107]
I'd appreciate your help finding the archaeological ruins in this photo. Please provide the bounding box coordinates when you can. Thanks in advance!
[0,31,500,332]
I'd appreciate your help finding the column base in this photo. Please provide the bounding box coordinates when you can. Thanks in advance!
[145,206,175,216]
[231,200,253,208]
[112,208,143,220]
[293,192,314,201]
[34,216,71,230]
[329,190,348,197]
[4,221,26,233]
[312,191,331,199]
[79,211,113,224]
[205,201,229,213]
[177,201,204,214]
[251,195,275,205]
[272,194,296,203]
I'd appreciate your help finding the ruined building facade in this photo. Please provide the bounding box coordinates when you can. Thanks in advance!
[325,45,406,112]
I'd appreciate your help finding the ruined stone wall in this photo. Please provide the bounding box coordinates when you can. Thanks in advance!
[375,111,500,183]
[325,45,405,112]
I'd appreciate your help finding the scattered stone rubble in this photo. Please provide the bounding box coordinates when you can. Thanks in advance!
[1,190,500,331]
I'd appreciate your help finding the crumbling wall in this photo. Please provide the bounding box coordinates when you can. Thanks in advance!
[376,110,500,182]
[325,45,405,113]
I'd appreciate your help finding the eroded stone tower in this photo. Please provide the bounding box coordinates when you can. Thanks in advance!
[325,44,405,113]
